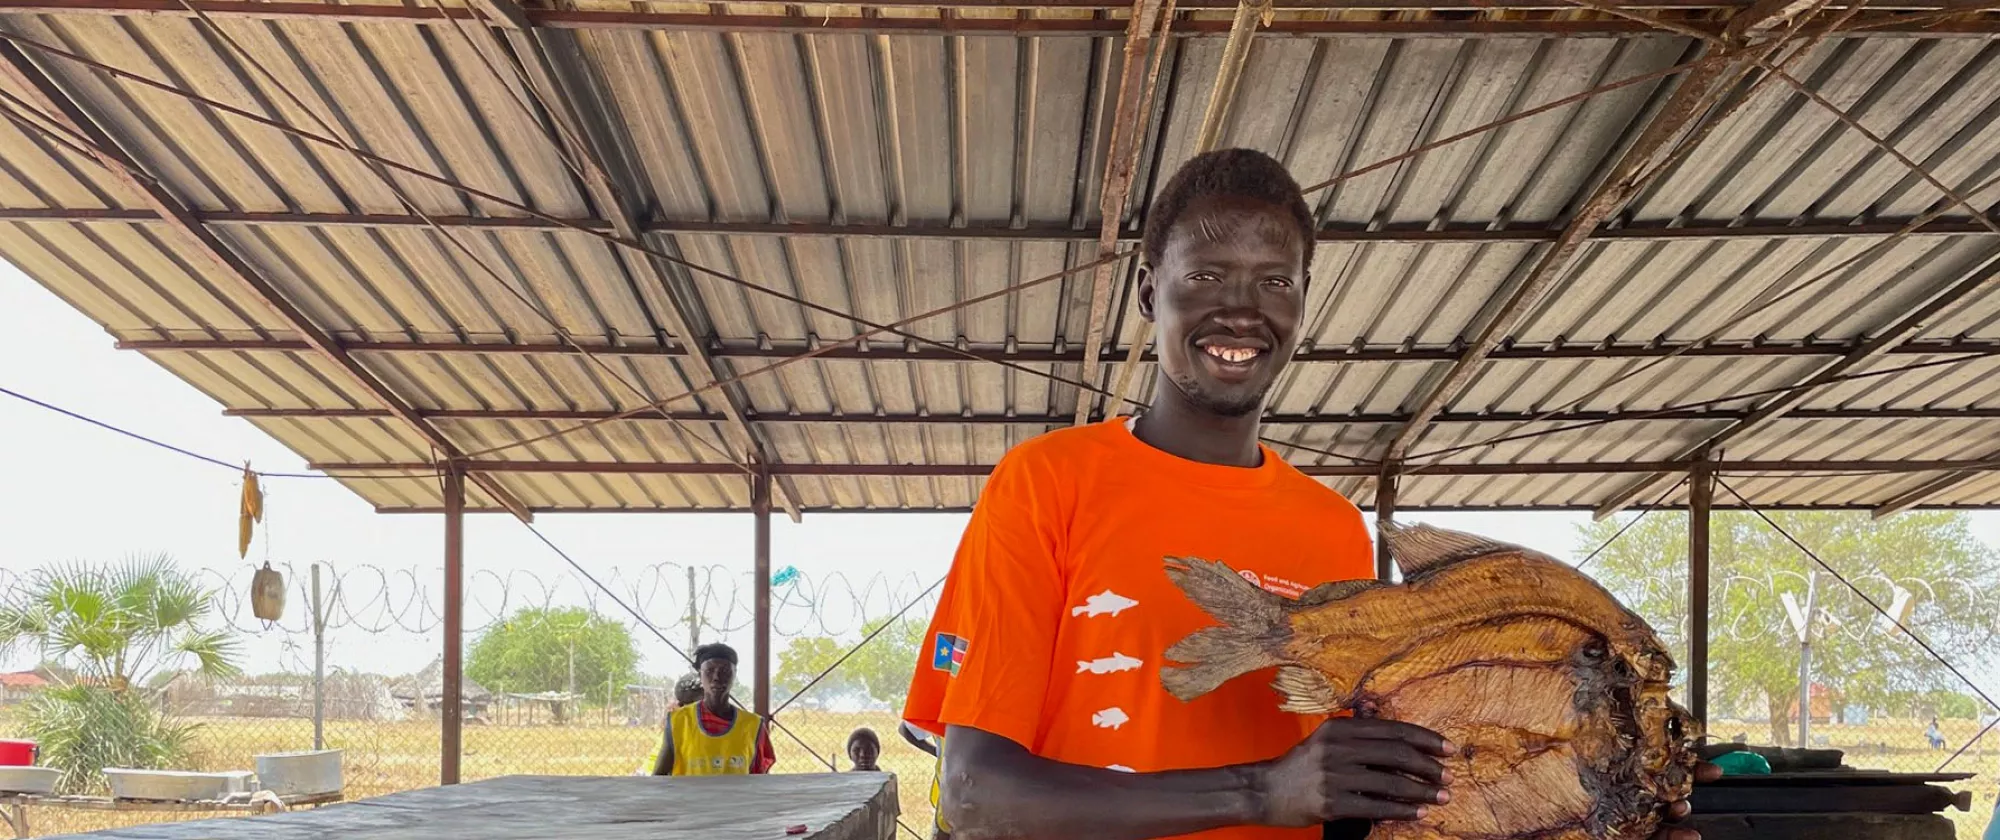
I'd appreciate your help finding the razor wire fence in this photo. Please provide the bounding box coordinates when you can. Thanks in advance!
[7,507,2000,839]
[0,560,948,838]
[1576,507,2000,839]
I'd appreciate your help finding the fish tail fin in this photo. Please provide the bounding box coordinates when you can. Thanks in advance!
[1160,557,1291,702]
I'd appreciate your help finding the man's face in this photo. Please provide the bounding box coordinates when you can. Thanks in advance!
[1140,194,1308,417]
[698,659,734,704]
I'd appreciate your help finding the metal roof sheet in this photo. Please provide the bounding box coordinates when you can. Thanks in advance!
[3,1,1999,514]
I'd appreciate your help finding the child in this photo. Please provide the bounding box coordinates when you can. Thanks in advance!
[847,727,882,772]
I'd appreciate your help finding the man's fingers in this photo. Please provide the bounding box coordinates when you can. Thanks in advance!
[1667,800,1692,820]
[1333,740,1450,784]
[1692,761,1723,783]
[1321,718,1457,755]
[1339,770,1449,805]
[1322,796,1430,823]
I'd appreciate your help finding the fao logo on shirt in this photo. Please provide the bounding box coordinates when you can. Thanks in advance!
[1238,569,1261,587]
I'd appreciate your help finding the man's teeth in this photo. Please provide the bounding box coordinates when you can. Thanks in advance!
[1204,346,1261,364]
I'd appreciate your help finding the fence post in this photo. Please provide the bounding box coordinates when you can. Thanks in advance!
[1689,456,1714,728]
[753,469,773,718]
[312,562,325,751]
[442,464,465,785]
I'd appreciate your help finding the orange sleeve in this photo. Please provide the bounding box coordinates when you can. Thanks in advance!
[902,446,1068,750]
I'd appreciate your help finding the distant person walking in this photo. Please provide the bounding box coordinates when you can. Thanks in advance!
[1927,718,1946,750]
[652,644,775,775]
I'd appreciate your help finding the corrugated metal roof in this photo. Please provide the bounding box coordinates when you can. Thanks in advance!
[2,1,1999,514]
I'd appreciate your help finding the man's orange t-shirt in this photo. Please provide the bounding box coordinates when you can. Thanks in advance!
[903,417,1375,840]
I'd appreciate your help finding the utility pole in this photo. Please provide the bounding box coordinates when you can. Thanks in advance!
[311,563,326,751]
[686,565,699,658]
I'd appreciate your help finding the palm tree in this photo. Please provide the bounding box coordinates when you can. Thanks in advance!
[0,554,241,692]
[0,555,242,794]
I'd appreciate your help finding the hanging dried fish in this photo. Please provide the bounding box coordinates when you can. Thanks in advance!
[1161,521,1699,840]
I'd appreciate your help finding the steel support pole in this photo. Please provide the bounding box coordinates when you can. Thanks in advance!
[752,470,773,718]
[441,465,466,785]
[1375,464,1400,581]
[1688,458,1714,728]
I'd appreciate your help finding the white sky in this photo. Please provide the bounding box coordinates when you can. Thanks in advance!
[6,260,1999,689]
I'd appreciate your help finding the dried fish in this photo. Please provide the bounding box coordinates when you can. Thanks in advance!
[1161,521,1700,839]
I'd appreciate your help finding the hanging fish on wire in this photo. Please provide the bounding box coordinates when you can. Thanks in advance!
[1160,521,1699,840]
[238,463,263,559]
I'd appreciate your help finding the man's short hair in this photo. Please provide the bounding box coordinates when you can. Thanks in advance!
[693,643,738,668]
[847,727,880,747]
[1140,148,1316,270]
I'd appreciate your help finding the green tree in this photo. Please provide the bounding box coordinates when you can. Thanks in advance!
[773,636,862,708]
[0,556,240,793]
[466,607,638,707]
[771,615,928,710]
[1578,510,2000,745]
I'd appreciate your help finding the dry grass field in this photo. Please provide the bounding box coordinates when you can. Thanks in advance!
[1,710,1991,838]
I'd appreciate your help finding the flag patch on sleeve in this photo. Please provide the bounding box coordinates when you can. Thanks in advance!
[932,633,959,672]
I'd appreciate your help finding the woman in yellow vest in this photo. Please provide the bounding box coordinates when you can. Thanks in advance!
[652,644,775,776]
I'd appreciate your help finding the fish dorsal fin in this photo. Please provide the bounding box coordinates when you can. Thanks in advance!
[1380,520,1534,579]
[1297,579,1379,606]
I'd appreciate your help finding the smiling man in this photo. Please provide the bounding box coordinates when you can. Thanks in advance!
[899,149,1712,840]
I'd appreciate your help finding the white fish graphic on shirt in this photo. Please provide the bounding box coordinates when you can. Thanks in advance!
[1076,652,1143,674]
[1072,590,1138,618]
[1091,707,1130,730]
[1107,765,1135,773]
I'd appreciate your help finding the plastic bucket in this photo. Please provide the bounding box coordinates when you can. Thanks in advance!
[0,740,37,766]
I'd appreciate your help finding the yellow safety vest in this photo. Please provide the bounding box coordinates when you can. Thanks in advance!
[668,703,762,776]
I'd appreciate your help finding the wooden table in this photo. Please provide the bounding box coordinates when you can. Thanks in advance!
[44,774,899,840]
[0,790,344,838]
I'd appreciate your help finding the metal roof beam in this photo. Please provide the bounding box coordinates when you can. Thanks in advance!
[376,501,2000,515]
[118,336,2000,363]
[309,457,2000,477]
[226,406,2000,425]
[1872,461,2000,518]
[1099,0,1271,423]
[0,0,1987,37]
[1071,0,1166,425]
[0,38,536,522]
[1382,21,1796,465]
[479,4,805,521]
[5,208,1996,244]
[1594,248,2000,519]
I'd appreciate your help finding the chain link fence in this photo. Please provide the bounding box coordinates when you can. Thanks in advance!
[1579,507,2000,839]
[0,559,947,838]
[6,508,1996,839]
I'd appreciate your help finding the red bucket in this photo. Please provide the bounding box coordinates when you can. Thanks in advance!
[0,740,37,766]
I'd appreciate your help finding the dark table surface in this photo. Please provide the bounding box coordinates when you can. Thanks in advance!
[52,773,900,840]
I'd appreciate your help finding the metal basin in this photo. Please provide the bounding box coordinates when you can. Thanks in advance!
[102,768,253,801]
[255,749,343,797]
[0,766,60,795]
